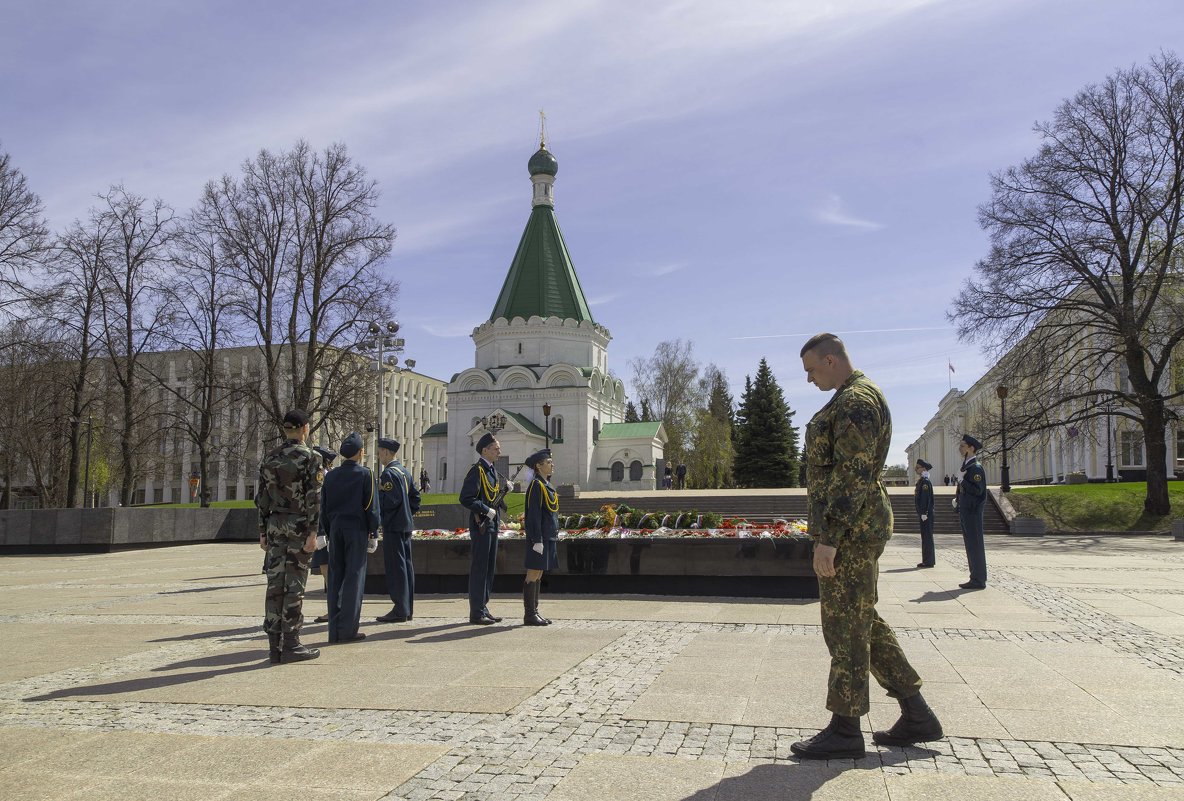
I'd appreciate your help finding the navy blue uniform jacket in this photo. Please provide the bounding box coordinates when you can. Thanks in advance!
[379,460,421,533]
[914,475,934,518]
[321,460,380,536]
[459,460,501,525]
[956,459,987,511]
[524,477,559,545]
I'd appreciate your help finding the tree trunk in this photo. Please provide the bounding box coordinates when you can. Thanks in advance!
[1142,403,1171,516]
[199,445,209,508]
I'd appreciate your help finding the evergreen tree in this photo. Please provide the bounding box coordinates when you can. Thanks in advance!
[733,358,800,487]
[639,398,653,422]
[688,367,735,488]
[624,399,640,423]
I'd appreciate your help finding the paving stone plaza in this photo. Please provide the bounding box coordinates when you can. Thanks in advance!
[2,529,1183,800]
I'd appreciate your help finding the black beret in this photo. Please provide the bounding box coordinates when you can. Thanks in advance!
[961,434,983,451]
[283,408,309,428]
[524,448,551,469]
[377,437,400,453]
[475,432,496,453]
[313,446,337,467]
[339,432,364,458]
[916,458,932,470]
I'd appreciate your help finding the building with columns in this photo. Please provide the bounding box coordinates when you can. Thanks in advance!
[423,138,667,491]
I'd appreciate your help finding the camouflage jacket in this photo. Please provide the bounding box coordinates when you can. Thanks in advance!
[804,370,893,547]
[255,438,322,539]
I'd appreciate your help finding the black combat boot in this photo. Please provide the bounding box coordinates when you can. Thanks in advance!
[280,632,320,663]
[523,581,548,626]
[790,714,865,760]
[535,582,551,624]
[267,632,281,665]
[872,693,943,746]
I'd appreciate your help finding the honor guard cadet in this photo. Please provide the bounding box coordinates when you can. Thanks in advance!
[793,333,942,759]
[460,432,510,625]
[376,437,421,623]
[321,432,380,643]
[954,434,988,589]
[522,448,558,626]
[256,409,321,664]
[915,458,936,568]
[310,445,337,624]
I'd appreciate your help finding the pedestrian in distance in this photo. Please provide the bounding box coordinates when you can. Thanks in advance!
[460,433,510,625]
[675,462,687,490]
[376,437,420,623]
[954,434,988,590]
[792,333,943,760]
[522,448,558,626]
[256,408,322,665]
[321,432,380,643]
[419,468,431,494]
[914,458,935,568]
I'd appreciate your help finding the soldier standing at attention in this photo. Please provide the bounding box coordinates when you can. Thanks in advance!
[792,333,942,759]
[954,434,988,590]
[256,409,321,665]
[522,448,558,626]
[914,458,936,568]
[321,432,380,643]
[309,445,337,624]
[376,437,420,623]
[460,433,509,625]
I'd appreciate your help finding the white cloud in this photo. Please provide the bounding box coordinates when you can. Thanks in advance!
[814,192,885,230]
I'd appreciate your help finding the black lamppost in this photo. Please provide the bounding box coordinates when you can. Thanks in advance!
[1105,400,1115,482]
[996,385,1011,492]
[543,403,551,449]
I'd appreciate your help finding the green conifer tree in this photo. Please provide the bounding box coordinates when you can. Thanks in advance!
[733,358,800,487]
[624,399,640,423]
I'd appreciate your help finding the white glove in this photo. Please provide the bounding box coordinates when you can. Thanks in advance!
[920,515,928,522]
[366,537,379,554]
[951,498,958,509]
[485,507,497,520]
[315,534,327,550]
[532,542,544,554]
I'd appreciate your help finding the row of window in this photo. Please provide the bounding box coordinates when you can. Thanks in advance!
[610,460,644,482]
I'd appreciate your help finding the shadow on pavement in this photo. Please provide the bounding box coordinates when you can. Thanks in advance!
[148,626,259,643]
[910,589,976,603]
[676,761,878,800]
[26,652,269,701]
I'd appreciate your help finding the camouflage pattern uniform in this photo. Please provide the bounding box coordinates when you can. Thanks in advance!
[257,438,322,636]
[805,370,923,717]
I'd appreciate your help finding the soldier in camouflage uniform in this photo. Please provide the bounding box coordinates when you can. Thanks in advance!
[791,333,942,760]
[256,408,321,665]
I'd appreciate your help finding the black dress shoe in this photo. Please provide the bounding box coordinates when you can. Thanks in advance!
[482,610,503,623]
[313,615,329,623]
[335,632,366,643]
[376,612,409,623]
[958,581,986,590]
[916,563,934,569]
[469,615,496,625]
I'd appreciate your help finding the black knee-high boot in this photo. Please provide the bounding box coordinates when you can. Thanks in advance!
[523,581,547,626]
[533,580,552,625]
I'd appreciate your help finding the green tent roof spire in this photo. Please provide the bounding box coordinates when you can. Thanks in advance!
[489,141,594,323]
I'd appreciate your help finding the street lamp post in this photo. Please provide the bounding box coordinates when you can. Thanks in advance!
[543,403,551,450]
[1105,401,1115,482]
[996,385,1011,492]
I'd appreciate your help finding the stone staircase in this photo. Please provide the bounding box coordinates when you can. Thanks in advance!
[559,490,1010,534]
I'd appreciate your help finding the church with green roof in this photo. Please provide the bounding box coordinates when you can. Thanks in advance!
[423,135,667,491]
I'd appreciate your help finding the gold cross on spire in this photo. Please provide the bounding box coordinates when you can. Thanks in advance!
[538,109,547,148]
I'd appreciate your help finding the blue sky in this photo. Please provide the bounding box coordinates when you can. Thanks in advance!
[3,0,1182,465]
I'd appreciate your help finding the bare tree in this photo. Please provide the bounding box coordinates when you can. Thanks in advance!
[630,339,704,464]
[94,186,176,505]
[153,214,251,507]
[0,144,50,310]
[953,52,1184,515]
[201,141,398,433]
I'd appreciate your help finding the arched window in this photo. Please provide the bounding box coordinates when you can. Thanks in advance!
[611,461,625,482]
[592,417,600,442]
[440,459,447,482]
[551,416,563,442]
[629,460,643,481]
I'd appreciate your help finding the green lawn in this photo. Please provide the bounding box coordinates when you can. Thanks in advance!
[1007,481,1184,532]
[151,493,527,517]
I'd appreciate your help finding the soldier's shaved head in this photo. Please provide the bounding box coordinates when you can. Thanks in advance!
[800,332,849,361]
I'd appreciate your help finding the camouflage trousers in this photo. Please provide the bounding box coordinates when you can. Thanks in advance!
[819,539,923,716]
[263,533,312,636]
